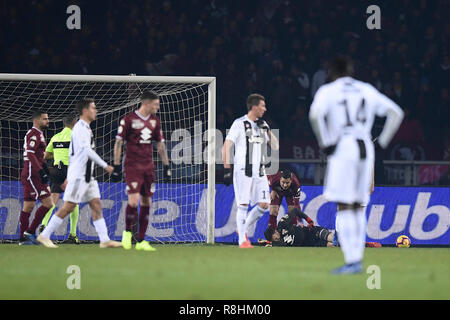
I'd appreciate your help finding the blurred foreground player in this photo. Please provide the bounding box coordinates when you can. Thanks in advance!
[40,114,80,244]
[37,99,121,248]
[222,93,279,248]
[309,57,403,274]
[19,110,54,245]
[113,91,171,251]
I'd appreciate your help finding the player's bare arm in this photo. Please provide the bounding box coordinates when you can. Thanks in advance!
[113,138,123,165]
[157,141,171,180]
[370,169,375,195]
[267,130,279,151]
[222,139,234,186]
[156,141,169,166]
[222,139,234,169]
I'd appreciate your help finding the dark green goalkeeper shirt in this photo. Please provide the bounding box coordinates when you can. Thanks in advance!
[45,127,72,166]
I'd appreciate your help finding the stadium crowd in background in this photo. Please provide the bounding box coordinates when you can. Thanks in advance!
[1,0,449,161]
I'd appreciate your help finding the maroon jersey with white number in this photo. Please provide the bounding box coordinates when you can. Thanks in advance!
[22,127,46,175]
[116,110,164,170]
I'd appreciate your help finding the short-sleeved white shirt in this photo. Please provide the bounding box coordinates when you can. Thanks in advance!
[226,115,269,177]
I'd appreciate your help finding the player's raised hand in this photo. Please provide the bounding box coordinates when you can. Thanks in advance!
[105,165,114,175]
[111,164,122,182]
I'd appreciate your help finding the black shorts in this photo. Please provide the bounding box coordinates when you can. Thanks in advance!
[50,165,67,193]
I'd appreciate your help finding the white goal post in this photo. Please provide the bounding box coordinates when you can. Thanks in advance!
[0,74,216,244]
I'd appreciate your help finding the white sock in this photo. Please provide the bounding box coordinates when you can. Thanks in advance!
[244,205,266,234]
[236,205,248,245]
[354,207,367,263]
[41,215,63,239]
[93,218,110,243]
[336,209,360,264]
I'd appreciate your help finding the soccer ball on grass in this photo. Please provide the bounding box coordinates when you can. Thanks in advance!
[396,235,411,248]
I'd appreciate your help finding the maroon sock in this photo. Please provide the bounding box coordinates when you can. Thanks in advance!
[291,216,298,225]
[269,215,277,229]
[125,205,138,232]
[19,211,31,238]
[27,205,51,234]
[138,206,150,242]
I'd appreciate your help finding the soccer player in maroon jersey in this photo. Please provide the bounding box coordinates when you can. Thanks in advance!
[19,110,54,245]
[267,169,314,230]
[112,91,171,251]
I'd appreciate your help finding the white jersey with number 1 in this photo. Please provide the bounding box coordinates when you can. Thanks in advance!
[225,115,270,205]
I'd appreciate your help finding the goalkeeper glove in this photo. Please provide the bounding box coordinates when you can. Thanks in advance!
[223,168,233,186]
[163,165,172,181]
[256,118,270,131]
[306,217,314,231]
[111,165,122,182]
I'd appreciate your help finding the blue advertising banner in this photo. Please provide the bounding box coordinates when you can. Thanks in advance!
[1,182,449,245]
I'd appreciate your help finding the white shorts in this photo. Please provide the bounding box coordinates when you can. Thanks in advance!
[323,136,374,205]
[233,168,270,206]
[63,178,101,204]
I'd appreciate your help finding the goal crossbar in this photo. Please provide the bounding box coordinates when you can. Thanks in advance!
[0,73,216,84]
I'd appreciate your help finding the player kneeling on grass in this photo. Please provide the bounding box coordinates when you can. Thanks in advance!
[37,98,122,249]
[112,91,171,252]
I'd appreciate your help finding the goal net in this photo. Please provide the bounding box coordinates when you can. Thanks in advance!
[0,74,216,244]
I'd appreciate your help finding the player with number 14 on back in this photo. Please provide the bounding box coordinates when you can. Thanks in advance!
[113,91,171,251]
[309,57,404,274]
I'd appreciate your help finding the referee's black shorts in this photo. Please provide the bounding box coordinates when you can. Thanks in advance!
[50,165,68,193]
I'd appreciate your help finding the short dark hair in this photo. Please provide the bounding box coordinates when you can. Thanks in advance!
[246,93,265,111]
[280,169,292,180]
[63,114,78,127]
[141,91,159,102]
[31,110,47,120]
[75,98,94,116]
[264,227,276,241]
[329,56,354,80]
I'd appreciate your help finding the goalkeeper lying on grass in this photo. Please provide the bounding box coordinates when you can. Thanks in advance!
[261,208,381,248]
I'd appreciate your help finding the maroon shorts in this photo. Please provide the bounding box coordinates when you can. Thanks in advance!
[124,165,156,197]
[20,169,51,202]
[271,194,298,207]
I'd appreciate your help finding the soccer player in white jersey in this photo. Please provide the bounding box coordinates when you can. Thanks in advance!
[222,93,279,248]
[37,98,122,248]
[309,57,404,274]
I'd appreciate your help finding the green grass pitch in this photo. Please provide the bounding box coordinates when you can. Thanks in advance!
[1,244,449,300]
